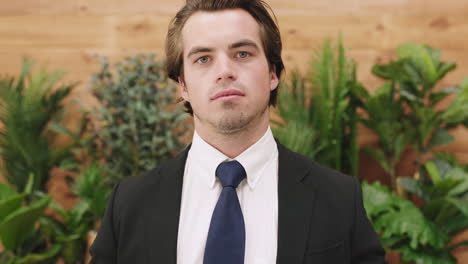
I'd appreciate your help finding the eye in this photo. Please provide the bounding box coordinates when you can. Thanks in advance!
[237,51,250,58]
[196,56,210,64]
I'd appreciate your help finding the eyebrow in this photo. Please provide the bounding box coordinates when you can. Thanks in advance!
[228,40,259,50]
[187,47,213,59]
[186,39,260,59]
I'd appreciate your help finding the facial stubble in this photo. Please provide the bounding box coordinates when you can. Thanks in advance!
[194,98,269,135]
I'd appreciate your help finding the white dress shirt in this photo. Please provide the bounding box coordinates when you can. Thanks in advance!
[177,127,279,264]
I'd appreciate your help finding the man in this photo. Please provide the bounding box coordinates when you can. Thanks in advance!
[90,0,386,263]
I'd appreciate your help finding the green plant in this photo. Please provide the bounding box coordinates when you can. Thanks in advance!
[0,176,60,264]
[359,83,414,191]
[362,43,468,192]
[371,44,468,168]
[87,54,189,183]
[40,201,92,264]
[363,156,468,264]
[35,164,111,264]
[273,37,362,177]
[361,43,468,263]
[71,163,110,221]
[0,57,76,192]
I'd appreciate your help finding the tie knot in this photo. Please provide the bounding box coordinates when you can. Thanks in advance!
[215,160,246,188]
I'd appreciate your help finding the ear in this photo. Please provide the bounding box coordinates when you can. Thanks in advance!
[178,76,189,101]
[269,65,279,91]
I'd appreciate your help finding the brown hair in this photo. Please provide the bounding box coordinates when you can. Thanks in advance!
[165,0,285,115]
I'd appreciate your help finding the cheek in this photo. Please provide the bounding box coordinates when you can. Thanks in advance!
[184,83,206,109]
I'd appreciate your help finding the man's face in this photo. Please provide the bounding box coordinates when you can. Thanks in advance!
[179,8,279,134]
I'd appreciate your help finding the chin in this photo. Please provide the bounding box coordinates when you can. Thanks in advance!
[215,112,251,132]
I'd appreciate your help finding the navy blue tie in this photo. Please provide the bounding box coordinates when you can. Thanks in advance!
[204,160,246,264]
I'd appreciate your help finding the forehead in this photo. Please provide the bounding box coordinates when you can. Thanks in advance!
[181,9,262,53]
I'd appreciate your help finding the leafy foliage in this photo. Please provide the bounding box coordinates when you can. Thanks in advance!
[71,164,110,221]
[364,156,468,263]
[0,57,76,192]
[0,177,60,264]
[273,37,362,177]
[371,44,468,162]
[35,164,110,264]
[40,200,93,264]
[360,82,413,190]
[362,43,468,191]
[87,54,189,183]
[0,165,110,263]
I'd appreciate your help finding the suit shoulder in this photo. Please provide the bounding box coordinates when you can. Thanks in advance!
[115,146,189,199]
[118,166,160,190]
[279,143,357,191]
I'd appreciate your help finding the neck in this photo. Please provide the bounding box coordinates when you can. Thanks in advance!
[194,115,270,158]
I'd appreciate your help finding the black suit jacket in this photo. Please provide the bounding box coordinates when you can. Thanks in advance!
[90,141,386,263]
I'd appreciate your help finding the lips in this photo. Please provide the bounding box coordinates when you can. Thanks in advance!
[210,89,245,100]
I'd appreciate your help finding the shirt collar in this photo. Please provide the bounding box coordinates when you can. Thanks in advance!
[188,127,277,190]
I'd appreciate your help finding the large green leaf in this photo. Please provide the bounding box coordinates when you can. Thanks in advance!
[435,62,457,83]
[362,181,395,217]
[397,43,440,88]
[376,202,447,249]
[433,158,454,179]
[0,193,26,222]
[363,181,447,250]
[445,197,468,218]
[398,177,428,201]
[446,170,468,197]
[445,214,468,235]
[400,83,423,103]
[430,178,463,199]
[0,183,16,200]
[442,82,468,125]
[425,161,442,184]
[0,196,50,251]
[371,59,412,82]
[398,244,456,264]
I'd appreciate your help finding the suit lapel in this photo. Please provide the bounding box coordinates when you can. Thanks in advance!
[144,145,190,264]
[276,142,317,264]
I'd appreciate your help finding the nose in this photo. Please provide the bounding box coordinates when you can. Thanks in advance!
[216,55,237,84]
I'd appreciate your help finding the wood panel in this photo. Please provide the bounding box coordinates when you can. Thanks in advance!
[1,13,467,90]
[1,14,467,50]
[2,0,468,16]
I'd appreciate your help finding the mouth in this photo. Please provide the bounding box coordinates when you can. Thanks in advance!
[210,89,245,101]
